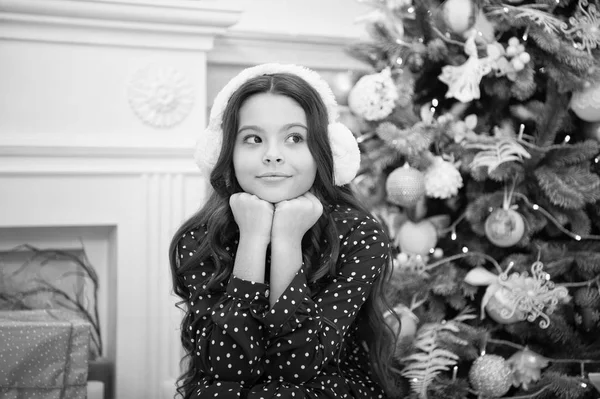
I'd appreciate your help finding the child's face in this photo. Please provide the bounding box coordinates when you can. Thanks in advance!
[233,93,317,203]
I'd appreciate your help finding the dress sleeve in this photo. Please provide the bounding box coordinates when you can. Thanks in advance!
[177,228,269,383]
[260,215,390,384]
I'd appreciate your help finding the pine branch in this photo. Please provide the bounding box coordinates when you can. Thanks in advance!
[534,165,600,209]
[534,81,570,146]
[543,140,600,168]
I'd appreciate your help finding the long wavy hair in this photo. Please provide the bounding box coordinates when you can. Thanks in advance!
[169,73,398,398]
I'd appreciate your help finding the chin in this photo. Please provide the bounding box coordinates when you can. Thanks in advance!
[254,192,296,203]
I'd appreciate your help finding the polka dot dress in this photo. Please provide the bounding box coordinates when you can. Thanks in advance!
[177,205,390,399]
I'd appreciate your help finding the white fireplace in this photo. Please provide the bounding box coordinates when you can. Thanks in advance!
[0,1,240,398]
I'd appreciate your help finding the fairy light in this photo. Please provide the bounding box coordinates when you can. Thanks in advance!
[516,193,600,241]
[451,231,457,240]
[462,246,469,253]
[564,135,571,143]
[594,157,599,163]
[503,7,509,13]
[396,57,403,65]
[408,6,415,13]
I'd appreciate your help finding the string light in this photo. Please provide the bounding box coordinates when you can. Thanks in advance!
[564,135,571,143]
[514,193,600,241]
[462,246,469,253]
[451,232,457,240]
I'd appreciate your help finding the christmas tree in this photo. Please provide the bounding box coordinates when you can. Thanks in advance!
[336,0,600,397]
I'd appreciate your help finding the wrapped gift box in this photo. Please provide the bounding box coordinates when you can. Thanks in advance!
[0,309,91,399]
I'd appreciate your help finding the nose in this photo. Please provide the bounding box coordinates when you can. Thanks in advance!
[262,144,284,164]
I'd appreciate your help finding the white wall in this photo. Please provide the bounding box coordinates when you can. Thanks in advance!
[222,0,370,38]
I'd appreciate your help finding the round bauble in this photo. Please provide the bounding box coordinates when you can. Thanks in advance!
[386,165,426,207]
[485,286,525,324]
[396,220,438,256]
[442,0,478,34]
[571,81,600,122]
[330,71,355,105]
[384,304,419,340]
[484,208,525,247]
[469,355,513,398]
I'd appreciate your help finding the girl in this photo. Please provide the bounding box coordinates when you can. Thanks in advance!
[169,64,398,399]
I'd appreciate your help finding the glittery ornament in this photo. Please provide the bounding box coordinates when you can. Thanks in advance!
[386,165,426,207]
[507,348,549,390]
[469,355,513,398]
[396,220,438,256]
[484,208,525,247]
[571,81,600,122]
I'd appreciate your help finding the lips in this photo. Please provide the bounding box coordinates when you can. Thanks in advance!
[258,172,291,178]
[257,172,291,182]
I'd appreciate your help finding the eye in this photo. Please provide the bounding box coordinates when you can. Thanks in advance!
[242,135,262,144]
[286,133,305,144]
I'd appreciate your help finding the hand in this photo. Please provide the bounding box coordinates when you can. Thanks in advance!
[230,193,274,244]
[272,192,323,242]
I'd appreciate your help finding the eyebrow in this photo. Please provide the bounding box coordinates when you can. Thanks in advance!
[237,123,308,134]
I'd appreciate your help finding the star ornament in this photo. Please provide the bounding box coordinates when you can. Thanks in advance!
[562,0,600,54]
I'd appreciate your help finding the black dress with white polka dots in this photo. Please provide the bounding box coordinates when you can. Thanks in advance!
[177,204,391,398]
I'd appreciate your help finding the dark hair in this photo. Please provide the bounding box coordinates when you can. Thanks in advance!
[169,73,398,398]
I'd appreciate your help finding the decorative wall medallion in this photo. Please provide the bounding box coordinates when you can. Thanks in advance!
[128,65,195,128]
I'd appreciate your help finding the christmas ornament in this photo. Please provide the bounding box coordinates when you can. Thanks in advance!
[560,0,600,55]
[396,220,438,256]
[441,0,478,34]
[385,164,426,207]
[348,68,398,121]
[467,137,531,174]
[469,354,513,397]
[571,81,600,122]
[383,303,419,340]
[507,348,549,390]
[424,156,464,199]
[573,286,600,332]
[484,208,525,247]
[583,121,600,142]
[463,10,496,44]
[330,71,355,105]
[438,35,492,103]
[465,261,570,328]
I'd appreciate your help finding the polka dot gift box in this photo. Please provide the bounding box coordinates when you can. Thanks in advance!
[0,309,91,399]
